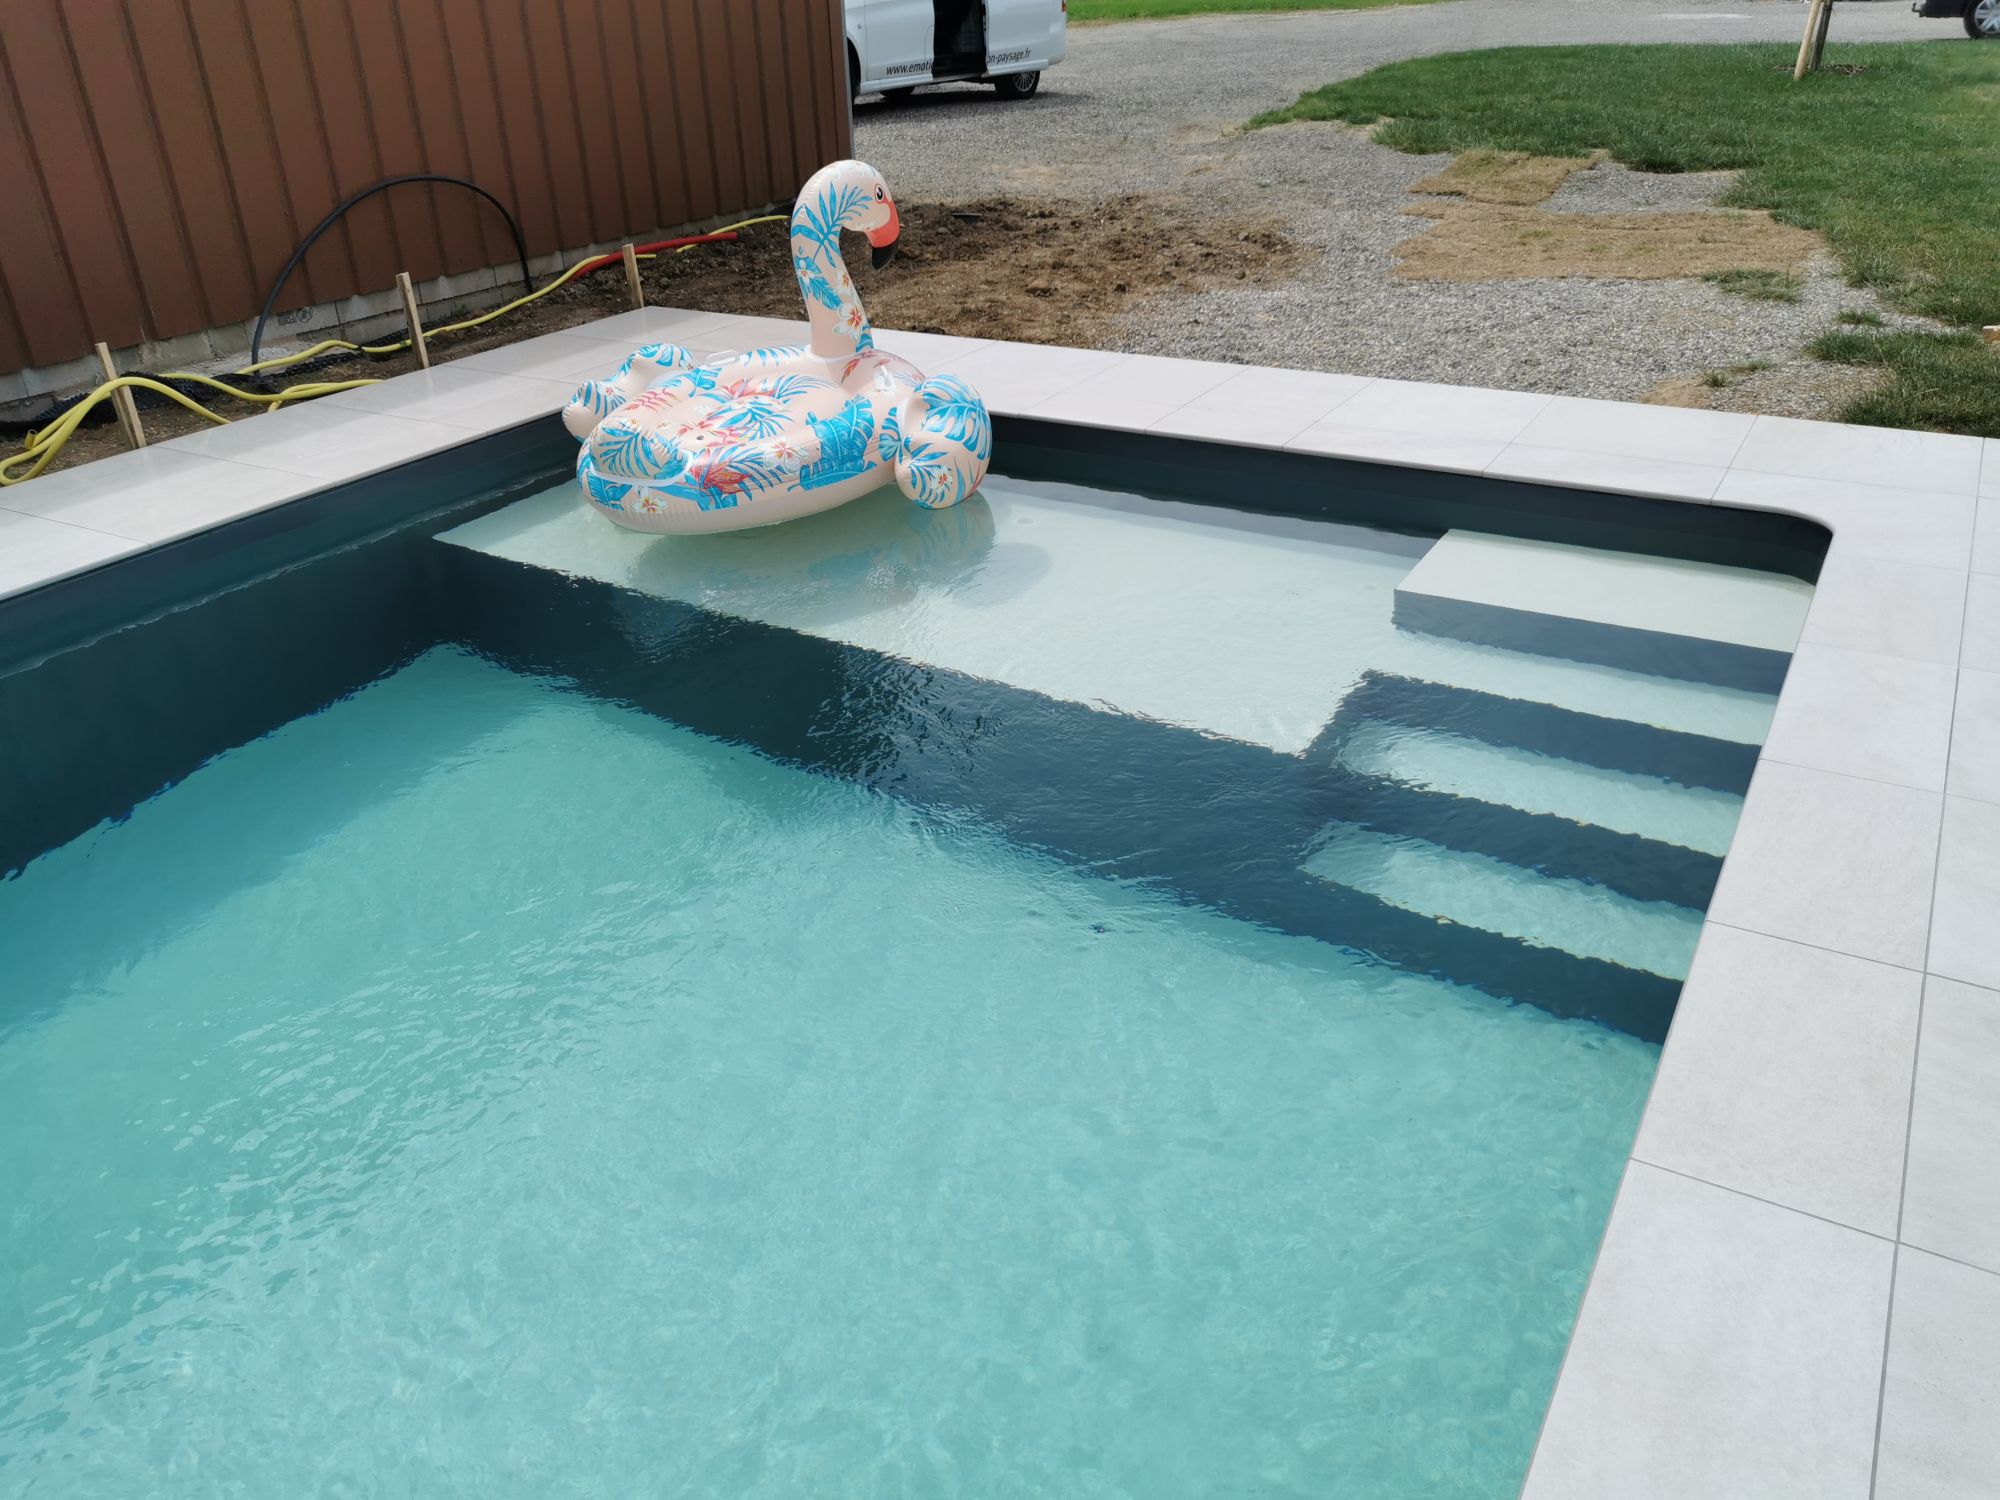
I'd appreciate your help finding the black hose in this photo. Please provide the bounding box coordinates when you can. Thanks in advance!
[248,174,534,368]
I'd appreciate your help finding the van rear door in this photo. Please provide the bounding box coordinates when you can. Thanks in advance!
[983,0,1065,72]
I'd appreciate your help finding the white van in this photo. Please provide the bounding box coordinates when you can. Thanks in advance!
[846,0,1068,101]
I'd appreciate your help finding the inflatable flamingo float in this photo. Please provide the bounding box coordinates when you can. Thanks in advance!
[562,161,993,534]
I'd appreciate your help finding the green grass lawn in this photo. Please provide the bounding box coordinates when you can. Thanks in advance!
[1255,43,2000,435]
[1070,0,1434,21]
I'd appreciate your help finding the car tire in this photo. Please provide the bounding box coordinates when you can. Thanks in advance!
[1968,0,1999,35]
[993,70,1040,100]
[849,47,861,102]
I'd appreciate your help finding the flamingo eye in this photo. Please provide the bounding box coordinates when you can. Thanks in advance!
[875,188,885,200]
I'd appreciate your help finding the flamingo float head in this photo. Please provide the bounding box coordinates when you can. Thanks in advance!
[793,160,901,270]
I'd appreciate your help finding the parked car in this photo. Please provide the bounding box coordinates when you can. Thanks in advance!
[1912,0,1997,36]
[846,0,1068,101]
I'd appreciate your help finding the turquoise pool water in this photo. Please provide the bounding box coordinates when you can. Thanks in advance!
[0,647,1656,1497]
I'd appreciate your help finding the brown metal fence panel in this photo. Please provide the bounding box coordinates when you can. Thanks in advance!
[0,0,850,375]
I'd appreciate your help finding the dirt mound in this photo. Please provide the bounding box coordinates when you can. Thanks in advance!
[636,195,1309,346]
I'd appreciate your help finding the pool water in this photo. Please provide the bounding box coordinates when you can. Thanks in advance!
[1,649,1656,1498]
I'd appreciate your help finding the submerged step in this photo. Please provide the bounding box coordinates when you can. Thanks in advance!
[1319,672,1762,795]
[1394,531,1812,692]
[1333,720,1745,857]
[1303,821,1705,982]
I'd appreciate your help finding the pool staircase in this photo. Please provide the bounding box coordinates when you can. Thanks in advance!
[435,495,1789,1043]
[1285,670,1757,1040]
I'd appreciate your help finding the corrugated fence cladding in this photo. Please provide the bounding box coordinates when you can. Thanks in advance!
[0,0,850,374]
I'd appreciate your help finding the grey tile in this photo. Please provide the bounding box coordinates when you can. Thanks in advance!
[162,403,464,481]
[1800,553,1965,667]
[449,331,660,383]
[1707,760,1941,969]
[693,313,814,354]
[319,365,571,430]
[1156,366,1372,448]
[1875,1248,2000,1500]
[1717,470,1976,572]
[1948,668,2000,805]
[0,447,319,546]
[1514,395,1755,468]
[1980,438,1998,499]
[870,328,990,369]
[0,506,142,598]
[929,342,1130,414]
[1323,378,1551,441]
[1965,493,1997,575]
[1484,443,1726,501]
[1027,355,1238,432]
[569,307,740,347]
[1733,415,1984,495]
[1761,643,1956,791]
[1523,1162,1891,1500]
[1901,977,2000,1276]
[1964,573,2000,673]
[1635,924,1919,1236]
[1286,419,1507,474]
[1930,796,2000,991]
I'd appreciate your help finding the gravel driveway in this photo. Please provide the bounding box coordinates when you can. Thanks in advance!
[855,0,1950,408]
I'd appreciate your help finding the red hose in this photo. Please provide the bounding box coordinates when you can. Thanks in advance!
[572,231,740,277]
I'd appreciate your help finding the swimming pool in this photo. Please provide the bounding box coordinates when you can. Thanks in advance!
[0,420,1822,1496]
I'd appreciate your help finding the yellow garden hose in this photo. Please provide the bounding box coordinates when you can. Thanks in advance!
[2,214,788,485]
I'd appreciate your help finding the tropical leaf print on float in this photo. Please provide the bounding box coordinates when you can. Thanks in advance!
[558,159,991,534]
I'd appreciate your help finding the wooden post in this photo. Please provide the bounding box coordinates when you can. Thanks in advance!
[1984,325,1999,346]
[621,243,645,311]
[94,341,146,450]
[395,271,430,369]
[1793,0,1828,79]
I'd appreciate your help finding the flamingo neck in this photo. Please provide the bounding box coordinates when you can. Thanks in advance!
[790,224,872,362]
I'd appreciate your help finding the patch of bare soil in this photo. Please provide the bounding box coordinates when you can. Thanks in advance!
[1394,200,1824,283]
[24,198,1303,478]
[1392,149,1825,286]
[1406,149,1603,207]
[636,195,1308,344]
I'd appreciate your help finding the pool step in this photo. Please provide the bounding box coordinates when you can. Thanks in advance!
[1394,530,1811,692]
[1305,823,1704,981]
[1332,720,1745,858]
[1285,668,1747,1038]
[1315,671,1760,794]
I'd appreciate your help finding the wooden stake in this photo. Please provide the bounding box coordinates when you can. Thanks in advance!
[1983,325,1999,346]
[396,271,430,369]
[621,243,645,311]
[94,342,146,450]
[1793,0,1827,79]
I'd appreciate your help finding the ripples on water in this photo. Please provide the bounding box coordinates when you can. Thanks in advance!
[0,649,1655,1497]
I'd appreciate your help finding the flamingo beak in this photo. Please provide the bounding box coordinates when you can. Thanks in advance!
[867,201,901,269]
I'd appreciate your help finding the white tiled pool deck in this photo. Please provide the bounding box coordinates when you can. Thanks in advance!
[4,306,1998,1497]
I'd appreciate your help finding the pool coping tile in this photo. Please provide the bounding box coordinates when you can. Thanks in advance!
[1874,1248,2000,1500]
[1521,1162,1892,1500]
[4,313,1994,1495]
[1633,923,1919,1238]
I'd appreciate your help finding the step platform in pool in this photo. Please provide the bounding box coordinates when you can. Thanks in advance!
[441,483,1789,755]
[1394,530,1813,692]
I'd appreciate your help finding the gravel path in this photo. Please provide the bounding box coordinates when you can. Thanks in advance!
[854,0,1950,407]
